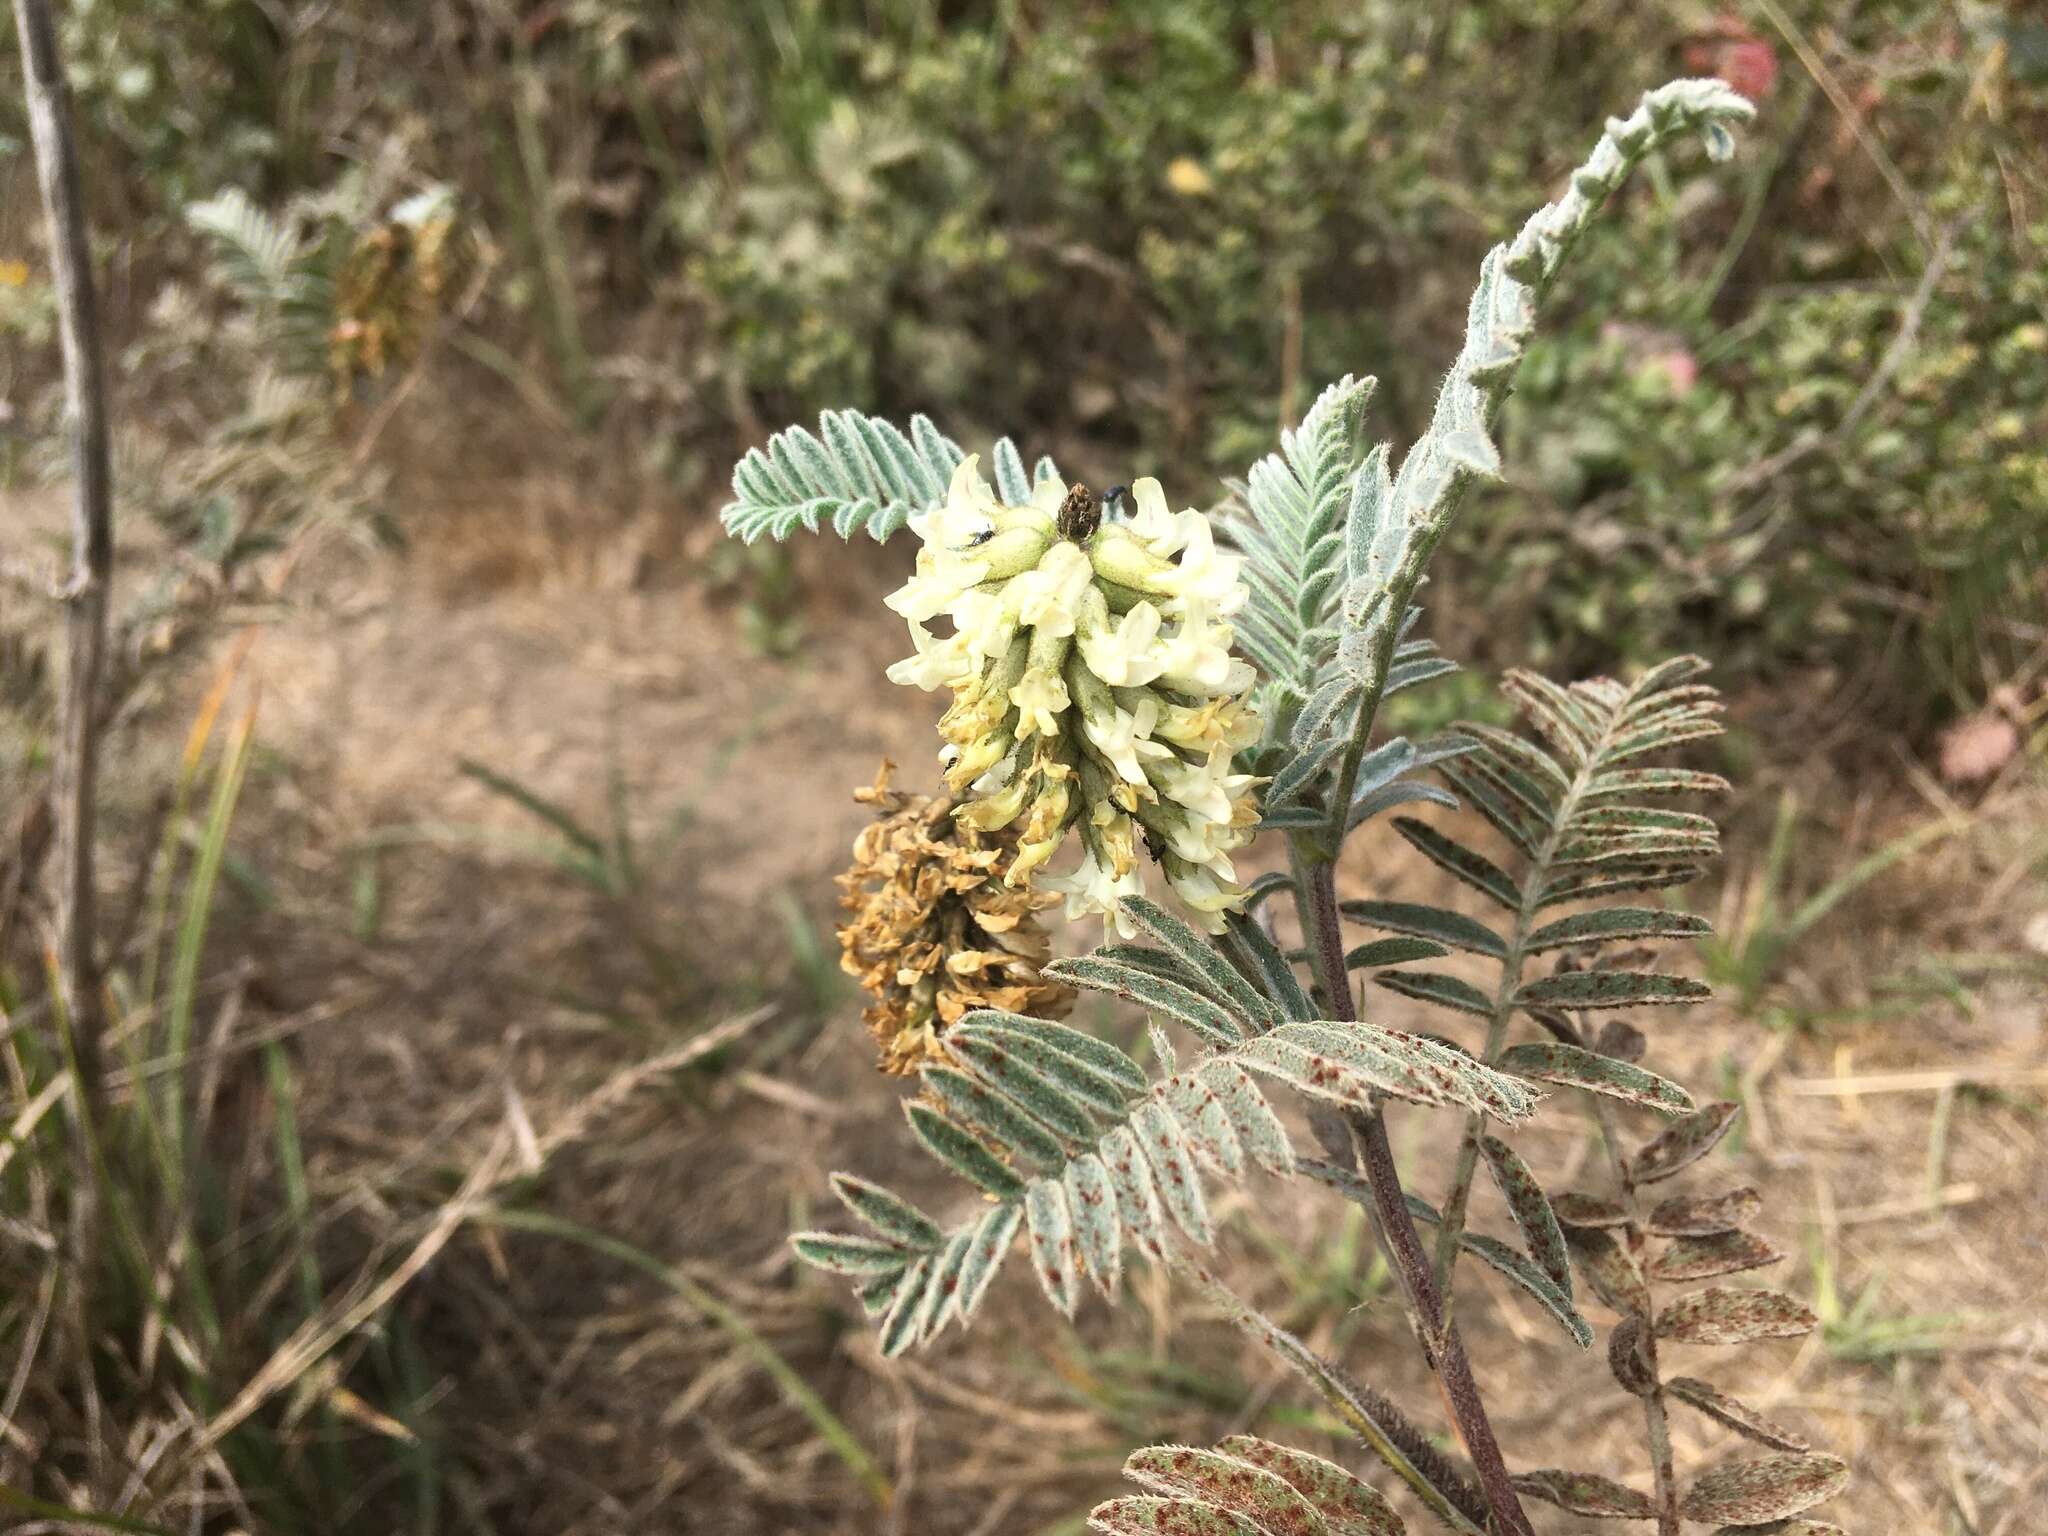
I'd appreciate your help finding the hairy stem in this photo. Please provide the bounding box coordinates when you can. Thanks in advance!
[1297,856,1537,1536]
[1170,1250,1491,1536]
[1589,1093,1681,1535]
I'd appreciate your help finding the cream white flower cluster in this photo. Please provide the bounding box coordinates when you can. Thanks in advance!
[884,457,1262,933]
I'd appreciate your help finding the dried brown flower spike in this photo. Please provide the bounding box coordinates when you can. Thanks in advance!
[836,761,1074,1074]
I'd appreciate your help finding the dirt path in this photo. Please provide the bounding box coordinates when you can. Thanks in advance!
[10,482,2045,1532]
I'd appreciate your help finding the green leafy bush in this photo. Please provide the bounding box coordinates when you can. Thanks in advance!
[6,0,2040,724]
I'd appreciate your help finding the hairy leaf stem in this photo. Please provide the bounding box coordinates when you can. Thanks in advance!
[1589,1092,1682,1535]
[1295,854,1537,1536]
[1429,705,1620,1302]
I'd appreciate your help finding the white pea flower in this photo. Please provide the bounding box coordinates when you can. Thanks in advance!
[1080,695,1170,787]
[1159,513,1246,613]
[1155,606,1241,692]
[1041,837,1146,935]
[1008,539,1094,638]
[1010,665,1071,739]
[1125,477,1188,555]
[886,620,978,691]
[1077,596,1168,688]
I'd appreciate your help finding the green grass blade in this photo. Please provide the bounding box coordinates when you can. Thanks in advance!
[263,1041,323,1322]
[164,711,256,1196]
[455,756,607,863]
[469,1206,891,1507]
[0,1483,175,1536]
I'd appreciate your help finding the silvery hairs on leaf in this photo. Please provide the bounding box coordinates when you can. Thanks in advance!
[721,409,1060,543]
[1234,78,1753,818]
[793,892,1539,1355]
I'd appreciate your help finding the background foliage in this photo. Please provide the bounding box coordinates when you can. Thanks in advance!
[3,1,2043,729]
[3,4,2045,1534]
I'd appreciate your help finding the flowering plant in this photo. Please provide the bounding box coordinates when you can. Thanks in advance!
[885,461,1261,930]
[724,80,1850,1536]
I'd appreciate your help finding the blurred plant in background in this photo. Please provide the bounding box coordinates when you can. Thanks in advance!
[3,151,461,757]
[4,1,2041,731]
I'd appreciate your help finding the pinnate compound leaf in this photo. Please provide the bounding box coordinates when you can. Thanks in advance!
[1064,1153,1124,1299]
[1123,1446,1329,1532]
[790,1233,912,1275]
[1459,1231,1594,1348]
[1025,1178,1082,1317]
[877,1255,934,1357]
[1551,1191,1632,1229]
[947,1034,1102,1143]
[922,1064,1065,1169]
[1341,899,1507,959]
[1346,937,1452,969]
[911,1227,973,1341]
[1212,1436,1406,1536]
[829,1173,942,1248]
[721,409,967,544]
[905,1102,1026,1199]
[1680,1454,1850,1526]
[1088,1496,1264,1536]
[1666,1377,1813,1453]
[1224,913,1314,1021]
[955,1201,1023,1324]
[1633,1100,1741,1183]
[1119,896,1282,1031]
[1649,1228,1783,1282]
[1132,1099,1210,1244]
[1048,956,1247,1048]
[1390,817,1520,910]
[1514,971,1710,1009]
[1402,1193,1591,1348]
[1607,1315,1658,1396]
[1657,1287,1818,1345]
[1480,1134,1573,1297]
[1498,1041,1694,1113]
[1511,1469,1658,1519]
[1522,906,1712,952]
[1377,969,1495,1018]
[1242,1022,1538,1121]
[1647,1186,1763,1235]
[1584,766,1732,799]
[1099,1124,1169,1260]
[1198,1060,1296,1176]
[954,1010,1147,1102]
[1566,1227,1652,1318]
[1266,734,1348,808]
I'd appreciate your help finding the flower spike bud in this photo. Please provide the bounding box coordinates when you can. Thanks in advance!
[882,454,1261,930]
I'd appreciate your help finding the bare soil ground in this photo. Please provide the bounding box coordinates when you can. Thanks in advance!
[14,477,2046,1534]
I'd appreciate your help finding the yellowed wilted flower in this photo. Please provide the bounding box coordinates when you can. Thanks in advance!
[836,761,1074,1075]
[885,458,1262,933]
[328,193,457,394]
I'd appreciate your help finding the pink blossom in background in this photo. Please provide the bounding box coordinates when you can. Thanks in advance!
[1686,16,1781,103]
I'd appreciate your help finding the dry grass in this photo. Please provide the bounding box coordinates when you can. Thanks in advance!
[8,469,2044,1533]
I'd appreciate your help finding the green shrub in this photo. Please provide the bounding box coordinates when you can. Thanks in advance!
[6,0,2040,724]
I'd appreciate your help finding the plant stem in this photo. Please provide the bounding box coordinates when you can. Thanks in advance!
[1430,718,1610,1303]
[14,0,114,1323]
[1299,857,1537,1536]
[1170,1249,1491,1536]
[1589,1093,1681,1535]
